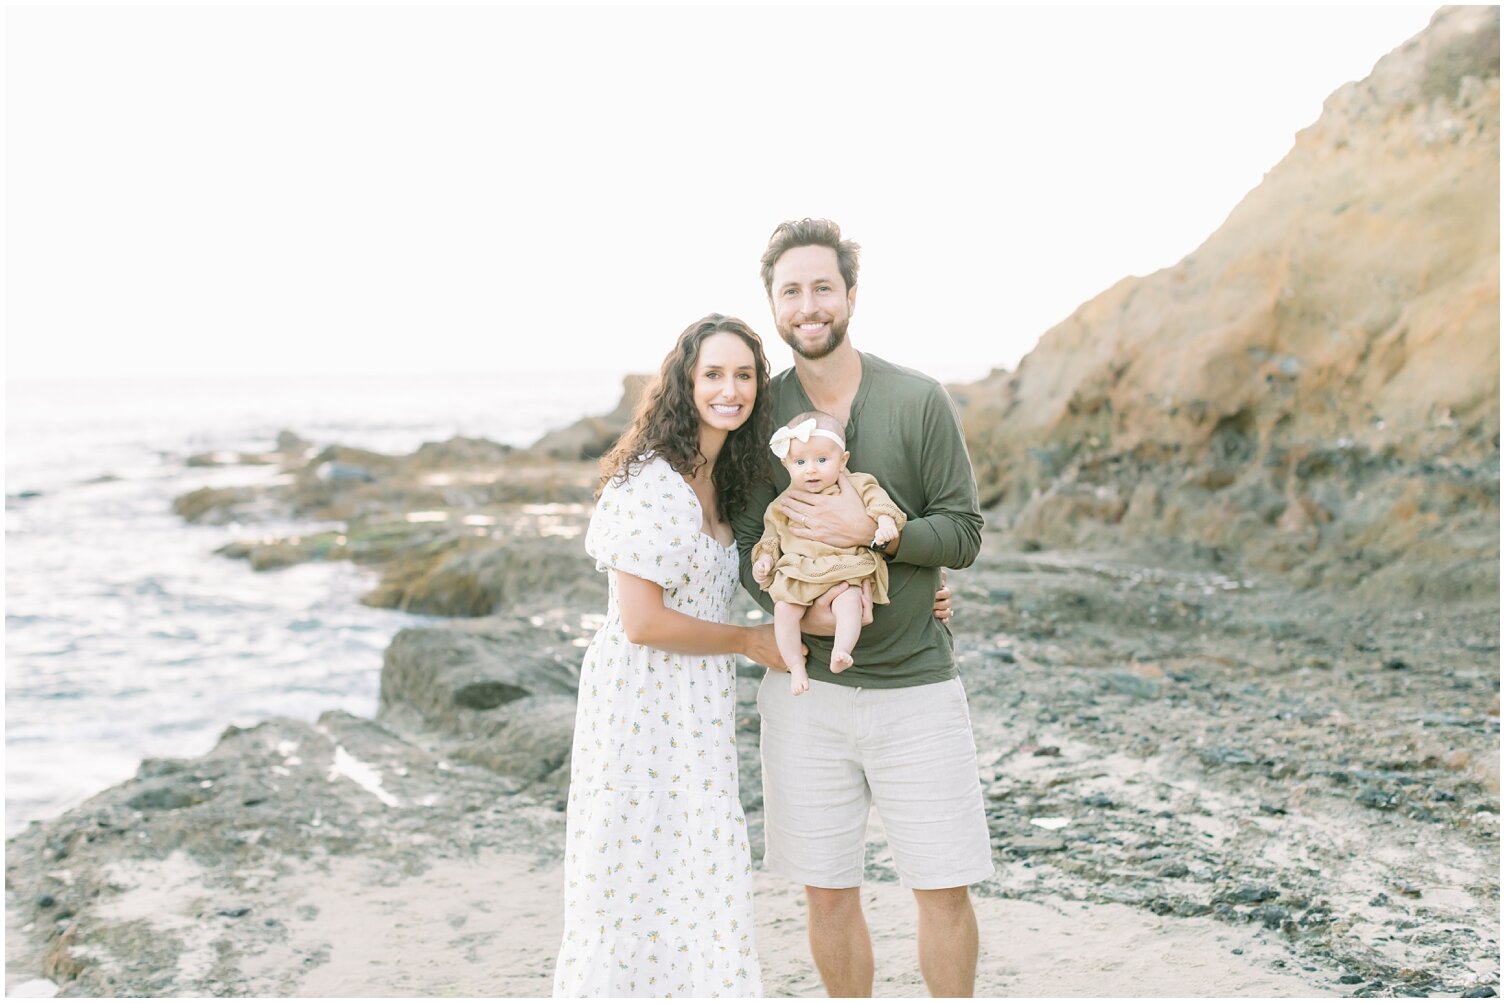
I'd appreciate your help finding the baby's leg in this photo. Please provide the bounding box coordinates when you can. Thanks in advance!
[774,600,811,695]
[829,586,865,673]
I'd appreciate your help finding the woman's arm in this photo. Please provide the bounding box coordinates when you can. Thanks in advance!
[616,571,789,668]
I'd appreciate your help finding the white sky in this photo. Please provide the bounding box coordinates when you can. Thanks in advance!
[7,4,1437,385]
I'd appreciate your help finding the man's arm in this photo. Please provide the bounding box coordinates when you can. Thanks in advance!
[733,480,779,617]
[890,386,983,570]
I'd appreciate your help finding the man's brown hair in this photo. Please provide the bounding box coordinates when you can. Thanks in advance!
[759,218,861,296]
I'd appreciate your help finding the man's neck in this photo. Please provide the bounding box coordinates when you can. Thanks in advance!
[792,342,863,425]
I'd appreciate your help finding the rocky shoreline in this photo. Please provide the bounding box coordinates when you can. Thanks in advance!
[5,422,1499,997]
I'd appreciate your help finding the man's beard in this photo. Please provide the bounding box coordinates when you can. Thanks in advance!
[780,315,849,360]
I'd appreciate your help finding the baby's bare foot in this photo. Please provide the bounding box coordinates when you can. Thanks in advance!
[790,672,810,696]
[830,650,854,673]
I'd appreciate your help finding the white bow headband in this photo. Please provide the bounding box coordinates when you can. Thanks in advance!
[769,418,846,459]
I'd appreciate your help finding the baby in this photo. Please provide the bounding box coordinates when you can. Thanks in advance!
[751,411,907,695]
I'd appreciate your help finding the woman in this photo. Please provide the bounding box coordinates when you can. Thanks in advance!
[552,314,785,998]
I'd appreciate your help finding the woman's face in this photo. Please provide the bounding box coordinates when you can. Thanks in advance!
[691,332,758,437]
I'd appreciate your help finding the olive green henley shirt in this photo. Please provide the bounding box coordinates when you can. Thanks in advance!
[733,352,983,689]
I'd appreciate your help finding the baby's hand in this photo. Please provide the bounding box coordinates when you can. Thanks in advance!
[872,515,899,547]
[753,556,773,585]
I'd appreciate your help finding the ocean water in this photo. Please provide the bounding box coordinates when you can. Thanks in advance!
[5,371,625,837]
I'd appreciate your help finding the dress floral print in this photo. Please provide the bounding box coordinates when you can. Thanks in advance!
[553,455,762,998]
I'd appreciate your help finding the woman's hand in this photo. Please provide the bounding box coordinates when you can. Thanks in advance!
[934,568,953,625]
[743,623,803,672]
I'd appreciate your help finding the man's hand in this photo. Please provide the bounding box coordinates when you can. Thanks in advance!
[799,581,874,636]
[933,568,953,625]
[743,623,803,672]
[752,555,773,586]
[779,474,878,548]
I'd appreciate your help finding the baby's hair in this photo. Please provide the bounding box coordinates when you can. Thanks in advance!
[785,410,844,439]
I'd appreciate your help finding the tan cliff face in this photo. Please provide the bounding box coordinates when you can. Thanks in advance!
[955,6,1499,600]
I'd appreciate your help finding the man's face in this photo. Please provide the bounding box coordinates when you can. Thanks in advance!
[768,245,857,361]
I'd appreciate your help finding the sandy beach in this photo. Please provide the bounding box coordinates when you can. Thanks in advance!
[9,843,1329,999]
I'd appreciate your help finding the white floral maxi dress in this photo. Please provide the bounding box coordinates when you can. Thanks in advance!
[552,456,762,998]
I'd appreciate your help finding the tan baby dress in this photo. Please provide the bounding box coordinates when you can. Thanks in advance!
[751,472,907,606]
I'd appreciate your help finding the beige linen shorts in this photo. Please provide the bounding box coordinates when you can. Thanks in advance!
[756,674,995,890]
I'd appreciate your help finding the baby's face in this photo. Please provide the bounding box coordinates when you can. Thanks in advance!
[782,435,846,493]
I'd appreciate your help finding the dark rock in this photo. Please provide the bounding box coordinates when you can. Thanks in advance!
[410,436,514,468]
[1298,906,1335,927]
[453,681,531,711]
[362,532,602,618]
[1340,975,1365,984]
[1249,904,1292,929]
[1103,672,1162,700]
[126,784,211,812]
[1370,892,1391,906]
[316,461,376,484]
[528,375,648,460]
[1462,987,1498,998]
[1083,794,1116,809]
[377,618,579,736]
[1007,835,1066,855]
[1158,862,1190,878]
[1357,787,1401,809]
[1259,803,1288,815]
[275,430,311,453]
[135,758,187,780]
[446,696,578,790]
[1199,746,1257,767]
[218,906,251,918]
[35,894,56,908]
[1032,745,1061,757]
[1227,884,1278,904]
[172,486,258,524]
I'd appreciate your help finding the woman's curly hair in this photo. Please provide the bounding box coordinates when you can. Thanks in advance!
[599,314,774,522]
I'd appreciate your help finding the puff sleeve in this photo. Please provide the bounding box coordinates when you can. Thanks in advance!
[854,473,907,531]
[584,456,701,591]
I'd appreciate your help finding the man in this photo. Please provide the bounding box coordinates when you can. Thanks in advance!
[732,218,994,997]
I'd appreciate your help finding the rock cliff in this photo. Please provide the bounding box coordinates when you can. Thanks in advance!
[955,5,1499,601]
